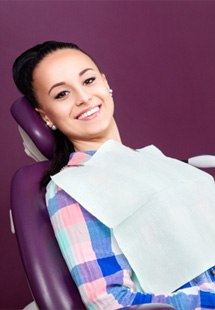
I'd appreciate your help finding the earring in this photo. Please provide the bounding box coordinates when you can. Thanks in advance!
[46,121,57,130]
[109,88,113,96]
[51,125,57,131]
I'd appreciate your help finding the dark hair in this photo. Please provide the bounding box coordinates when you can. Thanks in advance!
[12,40,97,187]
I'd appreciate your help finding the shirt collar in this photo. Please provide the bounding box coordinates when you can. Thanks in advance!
[67,150,96,166]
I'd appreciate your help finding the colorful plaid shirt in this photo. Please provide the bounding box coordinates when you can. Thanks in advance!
[46,150,215,310]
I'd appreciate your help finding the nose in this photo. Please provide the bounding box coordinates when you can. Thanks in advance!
[75,88,92,106]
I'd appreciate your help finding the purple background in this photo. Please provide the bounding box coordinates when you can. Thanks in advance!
[1,1,215,308]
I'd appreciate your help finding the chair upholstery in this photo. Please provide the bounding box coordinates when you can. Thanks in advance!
[10,97,175,310]
[11,161,85,309]
[11,97,55,160]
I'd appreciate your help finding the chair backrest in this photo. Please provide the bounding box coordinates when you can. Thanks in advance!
[10,97,176,310]
[10,97,85,309]
[11,97,55,160]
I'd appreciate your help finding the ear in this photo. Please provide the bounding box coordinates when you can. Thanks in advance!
[101,73,111,90]
[35,108,52,126]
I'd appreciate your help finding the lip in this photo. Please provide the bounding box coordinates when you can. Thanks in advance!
[75,104,101,120]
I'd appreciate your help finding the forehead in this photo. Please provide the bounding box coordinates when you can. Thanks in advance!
[34,48,98,78]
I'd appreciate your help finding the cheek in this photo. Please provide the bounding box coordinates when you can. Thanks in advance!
[45,104,69,120]
[100,88,113,103]
[105,94,114,111]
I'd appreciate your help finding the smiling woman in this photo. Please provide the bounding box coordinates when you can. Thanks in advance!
[33,48,119,150]
[12,41,215,310]
[13,41,120,186]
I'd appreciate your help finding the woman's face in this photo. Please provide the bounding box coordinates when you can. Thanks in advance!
[33,48,115,147]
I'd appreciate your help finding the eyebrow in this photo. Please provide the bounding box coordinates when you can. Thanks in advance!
[48,68,94,95]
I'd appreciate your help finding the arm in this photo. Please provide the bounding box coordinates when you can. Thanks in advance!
[46,181,215,310]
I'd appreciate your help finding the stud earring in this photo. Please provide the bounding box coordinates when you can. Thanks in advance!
[46,121,57,130]
[51,125,57,131]
[109,88,113,96]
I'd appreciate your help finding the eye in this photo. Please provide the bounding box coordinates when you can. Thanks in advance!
[83,77,96,85]
[54,90,69,100]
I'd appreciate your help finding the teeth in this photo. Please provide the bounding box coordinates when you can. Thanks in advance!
[78,106,99,120]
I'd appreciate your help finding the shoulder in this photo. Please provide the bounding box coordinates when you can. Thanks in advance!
[46,179,79,217]
[46,179,58,200]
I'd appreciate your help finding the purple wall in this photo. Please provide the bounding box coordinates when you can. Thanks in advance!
[1,1,215,308]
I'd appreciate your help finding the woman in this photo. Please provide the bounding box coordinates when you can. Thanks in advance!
[13,41,215,309]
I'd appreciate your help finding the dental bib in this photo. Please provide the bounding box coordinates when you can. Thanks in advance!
[52,140,215,294]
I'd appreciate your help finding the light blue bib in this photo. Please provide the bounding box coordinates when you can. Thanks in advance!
[52,140,215,293]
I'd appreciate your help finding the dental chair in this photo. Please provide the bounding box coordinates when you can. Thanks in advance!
[11,96,196,310]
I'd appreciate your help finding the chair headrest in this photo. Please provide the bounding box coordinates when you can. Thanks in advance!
[11,97,55,160]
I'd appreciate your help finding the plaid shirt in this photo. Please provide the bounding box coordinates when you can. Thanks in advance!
[46,151,215,310]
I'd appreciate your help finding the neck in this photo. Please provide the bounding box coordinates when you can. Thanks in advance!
[72,119,122,152]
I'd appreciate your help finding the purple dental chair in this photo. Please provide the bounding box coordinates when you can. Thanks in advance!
[10,96,175,310]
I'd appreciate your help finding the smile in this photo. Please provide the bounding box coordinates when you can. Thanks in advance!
[77,106,100,120]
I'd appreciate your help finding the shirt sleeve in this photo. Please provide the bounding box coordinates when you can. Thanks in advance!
[46,181,215,310]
